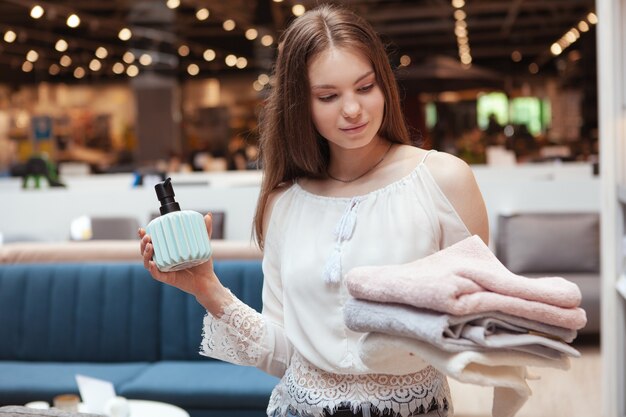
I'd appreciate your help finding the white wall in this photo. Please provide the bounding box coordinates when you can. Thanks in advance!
[0,171,262,243]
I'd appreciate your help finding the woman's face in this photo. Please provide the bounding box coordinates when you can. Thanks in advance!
[308,47,385,150]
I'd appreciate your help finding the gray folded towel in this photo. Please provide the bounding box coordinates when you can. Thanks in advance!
[344,298,580,359]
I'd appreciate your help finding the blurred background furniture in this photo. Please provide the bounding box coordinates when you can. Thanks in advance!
[0,258,276,417]
[495,212,600,336]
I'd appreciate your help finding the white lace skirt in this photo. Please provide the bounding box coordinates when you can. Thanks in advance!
[267,352,452,417]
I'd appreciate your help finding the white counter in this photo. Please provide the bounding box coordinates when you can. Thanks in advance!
[0,162,600,244]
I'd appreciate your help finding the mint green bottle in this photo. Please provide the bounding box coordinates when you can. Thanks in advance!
[146,177,212,272]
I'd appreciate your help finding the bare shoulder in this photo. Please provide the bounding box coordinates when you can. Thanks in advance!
[423,151,490,243]
[423,151,475,186]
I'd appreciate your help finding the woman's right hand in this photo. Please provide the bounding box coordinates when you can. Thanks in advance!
[138,213,231,314]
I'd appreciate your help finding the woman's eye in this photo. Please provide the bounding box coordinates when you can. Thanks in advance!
[358,84,374,93]
[318,94,337,102]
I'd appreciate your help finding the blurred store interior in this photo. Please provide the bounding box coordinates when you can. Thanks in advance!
[0,0,598,177]
[2,1,625,416]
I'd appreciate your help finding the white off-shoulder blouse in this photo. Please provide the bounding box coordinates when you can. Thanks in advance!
[201,152,472,417]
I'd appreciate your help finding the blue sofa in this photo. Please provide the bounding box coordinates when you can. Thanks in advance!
[0,261,279,417]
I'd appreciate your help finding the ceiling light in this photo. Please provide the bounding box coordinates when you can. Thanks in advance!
[178,45,190,56]
[89,59,101,71]
[118,28,132,41]
[59,55,72,67]
[196,8,209,21]
[451,0,465,8]
[550,43,563,55]
[123,51,135,64]
[245,28,258,40]
[565,31,577,43]
[66,14,80,28]
[74,67,85,79]
[112,62,125,74]
[223,20,236,31]
[26,50,39,62]
[261,35,273,46]
[511,50,522,62]
[139,53,153,66]
[55,39,68,52]
[22,61,33,72]
[126,65,139,77]
[95,47,108,59]
[528,62,539,74]
[30,5,45,19]
[253,80,263,91]
[258,74,270,85]
[272,0,283,2]
[49,64,60,75]
[454,26,467,37]
[203,49,216,61]
[587,12,597,24]
[460,54,472,65]
[399,55,411,66]
[225,54,237,67]
[578,21,589,32]
[187,64,200,76]
[3,30,17,43]
[292,5,306,16]
[166,0,180,9]
[236,57,248,69]
[454,10,466,20]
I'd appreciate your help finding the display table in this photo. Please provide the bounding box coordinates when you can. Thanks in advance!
[76,400,189,417]
[125,400,189,417]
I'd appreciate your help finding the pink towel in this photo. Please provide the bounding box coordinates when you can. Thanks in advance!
[346,235,587,330]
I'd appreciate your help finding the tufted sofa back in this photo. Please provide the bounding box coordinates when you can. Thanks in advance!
[160,260,265,361]
[0,260,264,363]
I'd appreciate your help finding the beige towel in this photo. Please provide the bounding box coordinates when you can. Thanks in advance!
[359,332,571,417]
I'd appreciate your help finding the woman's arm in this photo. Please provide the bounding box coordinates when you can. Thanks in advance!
[139,201,293,377]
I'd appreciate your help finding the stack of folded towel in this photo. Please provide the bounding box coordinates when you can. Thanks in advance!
[344,235,587,417]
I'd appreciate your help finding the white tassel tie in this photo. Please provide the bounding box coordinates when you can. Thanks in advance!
[323,197,363,285]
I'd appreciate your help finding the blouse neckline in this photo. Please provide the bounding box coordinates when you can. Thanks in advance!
[293,159,429,202]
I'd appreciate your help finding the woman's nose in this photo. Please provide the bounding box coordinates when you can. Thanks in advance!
[342,97,361,118]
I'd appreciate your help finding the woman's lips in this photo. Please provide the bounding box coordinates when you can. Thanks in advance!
[340,122,368,134]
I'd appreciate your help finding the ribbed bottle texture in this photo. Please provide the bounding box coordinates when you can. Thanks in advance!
[146,210,212,272]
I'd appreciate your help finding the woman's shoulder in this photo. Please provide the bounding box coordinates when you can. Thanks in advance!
[420,150,490,243]
[421,150,474,181]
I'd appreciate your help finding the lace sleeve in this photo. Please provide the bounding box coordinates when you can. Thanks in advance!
[200,294,269,366]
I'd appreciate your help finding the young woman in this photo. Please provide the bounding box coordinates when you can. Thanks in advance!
[140,4,489,417]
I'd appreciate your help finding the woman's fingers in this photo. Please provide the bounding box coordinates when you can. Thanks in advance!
[143,241,154,269]
[204,213,213,239]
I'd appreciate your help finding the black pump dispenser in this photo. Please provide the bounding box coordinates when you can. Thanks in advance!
[154,177,181,215]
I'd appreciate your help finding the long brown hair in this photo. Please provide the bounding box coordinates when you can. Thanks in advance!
[253,3,411,247]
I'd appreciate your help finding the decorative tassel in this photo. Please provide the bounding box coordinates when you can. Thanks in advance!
[334,198,361,241]
[323,246,342,284]
[323,197,364,285]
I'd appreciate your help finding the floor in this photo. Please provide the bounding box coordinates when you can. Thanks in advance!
[448,344,600,417]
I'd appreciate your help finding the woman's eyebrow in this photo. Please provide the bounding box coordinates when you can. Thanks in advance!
[311,70,375,90]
